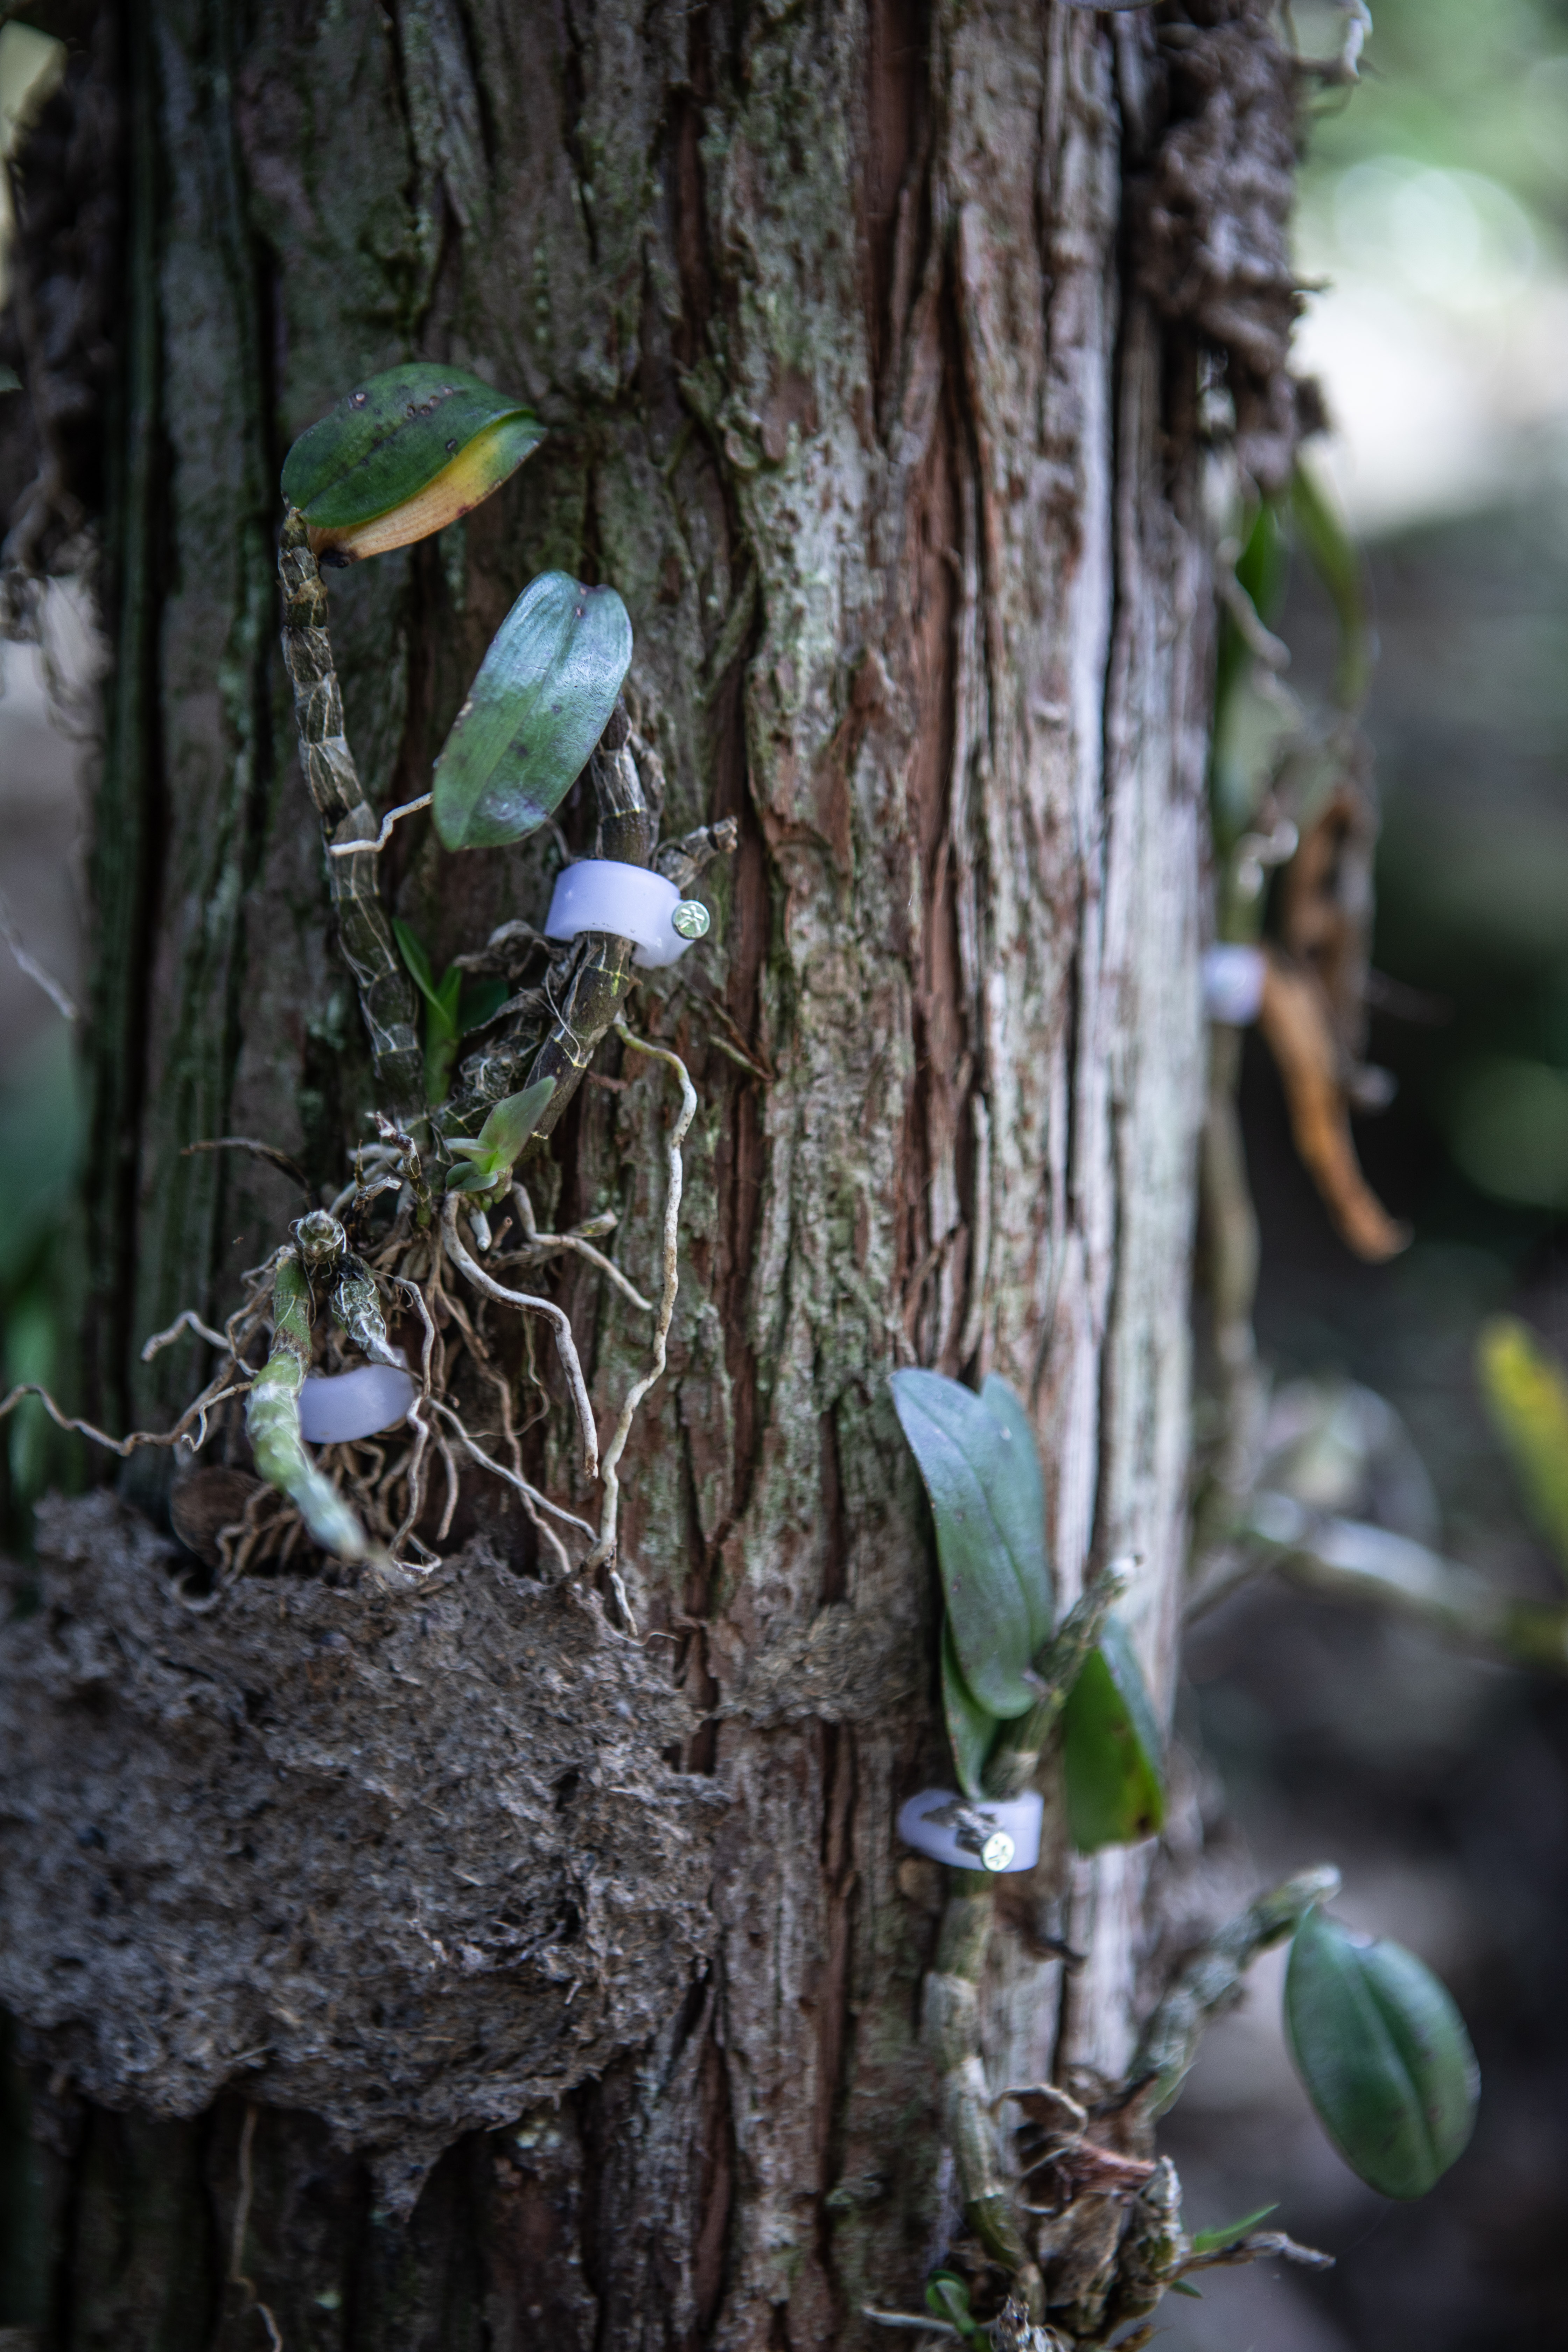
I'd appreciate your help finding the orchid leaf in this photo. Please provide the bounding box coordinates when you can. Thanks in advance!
[432,572,632,851]
[1061,1615,1166,1851]
[941,1620,999,1801]
[443,1078,556,1193]
[394,919,468,1102]
[889,1369,1052,1718]
[442,1160,497,1195]
[282,363,542,562]
[392,917,440,1011]
[473,1078,556,1168]
[1285,1906,1478,2199]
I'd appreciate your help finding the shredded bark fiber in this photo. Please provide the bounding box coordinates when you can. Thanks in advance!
[0,1493,725,2212]
[1136,0,1306,492]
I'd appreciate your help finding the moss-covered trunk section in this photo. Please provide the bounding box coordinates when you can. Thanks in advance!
[0,0,1298,2342]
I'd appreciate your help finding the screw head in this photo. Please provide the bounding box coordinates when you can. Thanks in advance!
[980,1829,1016,1874]
[672,899,710,941]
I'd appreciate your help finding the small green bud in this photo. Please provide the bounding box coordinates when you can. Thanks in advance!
[443,1077,557,1194]
[294,1209,346,1268]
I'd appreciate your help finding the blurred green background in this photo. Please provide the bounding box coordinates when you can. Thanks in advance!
[1166,5,1568,2348]
[0,16,84,1555]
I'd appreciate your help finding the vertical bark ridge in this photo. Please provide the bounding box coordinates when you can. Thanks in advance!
[83,0,159,1437]
[122,6,287,1443]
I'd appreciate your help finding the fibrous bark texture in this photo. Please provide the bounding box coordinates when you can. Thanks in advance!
[0,0,1302,2343]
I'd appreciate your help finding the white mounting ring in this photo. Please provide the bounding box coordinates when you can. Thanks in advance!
[544,859,706,971]
[299,1364,418,1444]
[1203,943,1267,1027]
[896,1787,1045,1874]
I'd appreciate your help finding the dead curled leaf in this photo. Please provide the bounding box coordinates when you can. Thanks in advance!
[1257,949,1408,1264]
[1005,2083,1158,2217]
[1276,778,1377,1053]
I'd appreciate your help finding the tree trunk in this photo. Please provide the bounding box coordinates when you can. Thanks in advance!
[0,0,1301,2344]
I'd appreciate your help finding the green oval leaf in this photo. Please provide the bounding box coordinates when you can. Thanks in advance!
[1060,1615,1166,1850]
[281,363,542,546]
[889,1368,1052,1718]
[432,573,633,851]
[1284,1906,1478,2199]
[942,1620,998,1800]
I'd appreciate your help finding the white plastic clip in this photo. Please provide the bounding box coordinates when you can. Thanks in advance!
[1202,943,1267,1028]
[544,860,710,970]
[299,1364,418,1444]
[896,1788,1045,1874]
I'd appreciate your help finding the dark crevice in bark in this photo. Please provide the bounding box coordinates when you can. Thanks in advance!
[677,1409,722,1776]
[421,185,470,366]
[557,0,601,273]
[1159,323,1204,499]
[666,76,712,379]
[85,0,164,1440]
[40,2092,83,2352]
[204,0,286,1380]
[450,0,497,178]
[899,258,965,1368]
[811,1719,858,2329]
[690,2014,736,2342]
[666,1,772,1556]
[817,1396,849,1605]
[709,649,768,1538]
[1090,1075,1129,1590]
[1083,35,1149,1572]
[64,2107,220,2352]
[579,448,604,586]
[861,0,927,412]
[1038,934,1085,1417]
[382,4,439,342]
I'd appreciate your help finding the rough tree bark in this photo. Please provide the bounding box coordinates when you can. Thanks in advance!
[0,0,1303,2344]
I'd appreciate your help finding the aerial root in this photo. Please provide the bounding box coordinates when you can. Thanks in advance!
[9,1088,681,1586]
[0,1372,250,1460]
[507,1182,654,1314]
[441,1192,599,1480]
[582,1022,698,1624]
